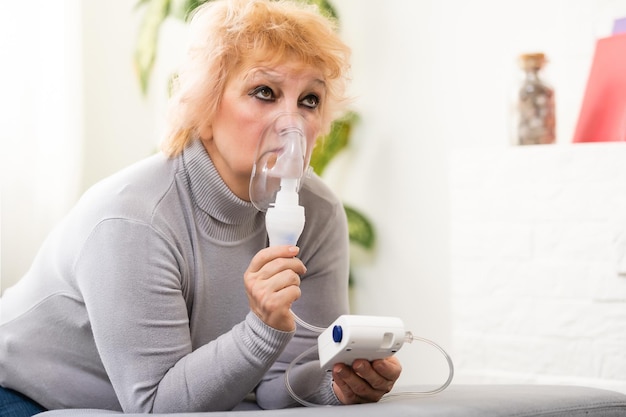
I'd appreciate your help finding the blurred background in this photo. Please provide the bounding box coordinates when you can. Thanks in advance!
[2,0,625,394]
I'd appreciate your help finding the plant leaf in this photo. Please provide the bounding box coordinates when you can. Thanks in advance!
[344,204,375,249]
[303,0,338,20]
[170,0,209,21]
[134,0,171,95]
[134,0,152,9]
[169,0,191,20]
[309,111,358,176]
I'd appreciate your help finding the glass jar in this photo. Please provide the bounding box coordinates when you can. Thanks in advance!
[516,53,556,145]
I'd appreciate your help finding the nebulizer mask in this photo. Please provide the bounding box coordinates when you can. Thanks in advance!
[250,113,311,247]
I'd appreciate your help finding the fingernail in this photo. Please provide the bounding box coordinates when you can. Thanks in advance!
[289,246,299,253]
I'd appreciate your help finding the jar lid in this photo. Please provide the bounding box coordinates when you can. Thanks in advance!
[519,53,547,70]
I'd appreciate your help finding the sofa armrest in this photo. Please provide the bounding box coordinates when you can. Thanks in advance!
[38,384,626,416]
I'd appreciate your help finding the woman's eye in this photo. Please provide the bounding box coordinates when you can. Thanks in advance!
[300,94,320,109]
[250,86,274,101]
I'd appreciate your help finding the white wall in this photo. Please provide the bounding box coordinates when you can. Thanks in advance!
[80,1,165,191]
[1,0,167,293]
[450,144,626,393]
[2,0,625,392]
[1,0,84,292]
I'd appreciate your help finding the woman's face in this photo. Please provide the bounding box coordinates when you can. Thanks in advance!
[200,60,326,201]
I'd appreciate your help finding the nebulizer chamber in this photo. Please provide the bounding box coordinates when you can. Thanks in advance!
[250,113,309,247]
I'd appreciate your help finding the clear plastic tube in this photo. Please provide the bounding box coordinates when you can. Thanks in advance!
[284,344,329,408]
[290,309,326,333]
[380,331,455,400]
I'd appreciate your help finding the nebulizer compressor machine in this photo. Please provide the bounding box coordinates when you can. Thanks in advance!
[249,113,454,406]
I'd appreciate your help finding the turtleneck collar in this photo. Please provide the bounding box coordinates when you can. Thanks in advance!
[181,139,265,242]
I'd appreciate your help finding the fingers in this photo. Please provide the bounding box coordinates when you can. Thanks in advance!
[372,356,402,384]
[246,245,301,275]
[244,245,306,331]
[258,257,306,283]
[244,246,306,293]
[262,268,301,293]
[332,362,389,403]
[332,357,402,404]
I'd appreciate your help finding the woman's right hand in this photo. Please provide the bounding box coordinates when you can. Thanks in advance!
[244,245,306,331]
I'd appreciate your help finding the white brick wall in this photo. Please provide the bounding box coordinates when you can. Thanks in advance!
[450,143,626,394]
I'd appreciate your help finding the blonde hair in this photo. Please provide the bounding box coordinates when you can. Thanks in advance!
[162,0,352,157]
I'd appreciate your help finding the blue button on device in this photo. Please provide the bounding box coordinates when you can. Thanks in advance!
[332,325,343,343]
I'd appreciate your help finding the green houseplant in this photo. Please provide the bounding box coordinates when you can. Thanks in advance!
[133,0,375,255]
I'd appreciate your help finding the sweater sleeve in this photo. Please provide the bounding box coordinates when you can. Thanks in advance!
[74,219,293,413]
[255,190,351,408]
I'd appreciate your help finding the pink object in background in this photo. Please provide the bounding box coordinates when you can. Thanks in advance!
[572,32,626,143]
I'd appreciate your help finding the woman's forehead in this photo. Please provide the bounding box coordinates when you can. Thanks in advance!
[237,60,326,87]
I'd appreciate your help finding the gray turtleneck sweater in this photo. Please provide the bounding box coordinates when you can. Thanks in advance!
[0,139,350,412]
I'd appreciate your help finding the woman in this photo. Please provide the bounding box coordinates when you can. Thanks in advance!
[0,0,401,413]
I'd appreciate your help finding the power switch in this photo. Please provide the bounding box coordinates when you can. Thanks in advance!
[332,325,343,343]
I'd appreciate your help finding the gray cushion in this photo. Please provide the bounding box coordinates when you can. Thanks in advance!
[38,384,626,416]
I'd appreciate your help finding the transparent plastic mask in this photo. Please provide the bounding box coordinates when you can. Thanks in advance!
[250,113,311,211]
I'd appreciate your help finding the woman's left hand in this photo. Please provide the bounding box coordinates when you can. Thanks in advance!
[331,356,402,404]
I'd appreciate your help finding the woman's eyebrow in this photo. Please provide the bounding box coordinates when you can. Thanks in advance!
[310,78,327,90]
[245,68,327,90]
[245,68,284,83]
